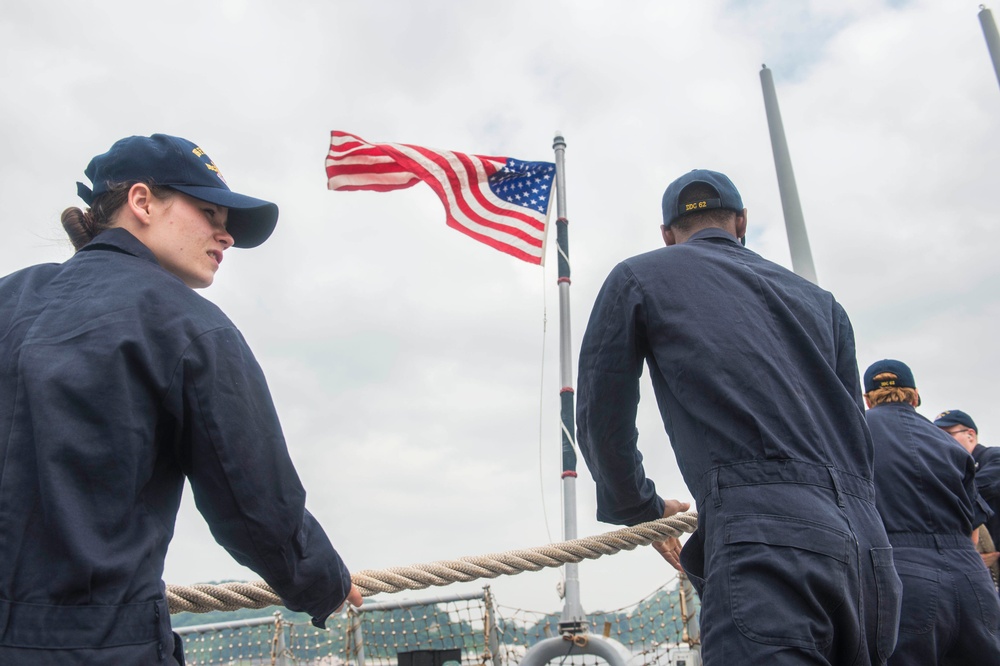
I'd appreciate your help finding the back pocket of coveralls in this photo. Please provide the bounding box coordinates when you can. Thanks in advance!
[871,547,902,662]
[964,567,1000,633]
[726,514,852,649]
[893,561,938,634]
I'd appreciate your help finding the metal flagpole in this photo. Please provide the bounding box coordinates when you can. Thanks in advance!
[759,64,820,285]
[980,5,1000,89]
[551,132,586,633]
[520,134,631,666]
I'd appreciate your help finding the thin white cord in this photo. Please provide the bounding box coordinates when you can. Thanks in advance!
[538,263,555,548]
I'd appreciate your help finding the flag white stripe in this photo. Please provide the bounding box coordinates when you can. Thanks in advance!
[325,153,401,167]
[326,172,419,189]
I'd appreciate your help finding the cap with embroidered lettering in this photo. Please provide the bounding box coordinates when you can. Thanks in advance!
[863,359,922,406]
[661,169,744,228]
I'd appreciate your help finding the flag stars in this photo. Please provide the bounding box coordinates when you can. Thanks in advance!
[486,157,555,214]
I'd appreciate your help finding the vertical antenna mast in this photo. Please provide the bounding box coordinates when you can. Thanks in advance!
[552,132,586,633]
[980,5,1000,89]
[759,64,819,285]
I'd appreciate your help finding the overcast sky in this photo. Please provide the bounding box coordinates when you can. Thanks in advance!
[2,0,999,616]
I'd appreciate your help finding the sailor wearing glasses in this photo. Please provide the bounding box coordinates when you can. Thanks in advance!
[936,409,1000,574]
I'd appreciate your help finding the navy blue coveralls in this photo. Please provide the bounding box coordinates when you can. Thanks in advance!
[973,443,1000,549]
[577,228,902,665]
[0,229,353,664]
[866,403,1000,664]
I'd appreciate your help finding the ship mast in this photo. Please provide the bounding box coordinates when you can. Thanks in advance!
[759,64,819,285]
[979,5,1000,89]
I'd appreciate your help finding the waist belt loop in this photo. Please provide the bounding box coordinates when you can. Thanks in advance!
[827,466,845,508]
[711,468,722,508]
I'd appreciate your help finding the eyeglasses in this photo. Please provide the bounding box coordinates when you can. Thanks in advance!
[945,428,974,437]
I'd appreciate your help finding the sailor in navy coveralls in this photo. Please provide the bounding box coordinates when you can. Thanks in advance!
[577,169,902,664]
[0,135,360,664]
[863,361,1000,664]
[934,409,1000,557]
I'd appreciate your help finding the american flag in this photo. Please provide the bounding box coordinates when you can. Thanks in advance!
[325,131,555,265]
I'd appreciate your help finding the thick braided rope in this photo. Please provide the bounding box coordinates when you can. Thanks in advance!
[167,511,698,614]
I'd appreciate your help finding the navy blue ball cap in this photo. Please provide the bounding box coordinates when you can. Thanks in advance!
[864,359,921,404]
[661,169,744,228]
[76,134,278,249]
[933,409,977,432]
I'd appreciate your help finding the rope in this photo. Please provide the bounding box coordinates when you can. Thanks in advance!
[166,511,698,614]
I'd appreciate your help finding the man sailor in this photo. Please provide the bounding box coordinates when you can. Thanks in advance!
[935,410,1000,547]
[577,169,901,664]
[935,409,1000,582]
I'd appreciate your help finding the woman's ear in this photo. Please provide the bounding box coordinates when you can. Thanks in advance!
[126,183,154,227]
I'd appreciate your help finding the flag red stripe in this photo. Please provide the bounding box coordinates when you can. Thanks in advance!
[443,218,542,264]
